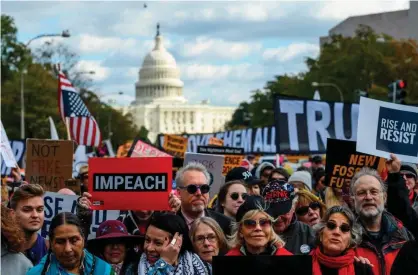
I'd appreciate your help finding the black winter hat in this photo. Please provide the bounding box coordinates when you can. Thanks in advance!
[235,195,265,222]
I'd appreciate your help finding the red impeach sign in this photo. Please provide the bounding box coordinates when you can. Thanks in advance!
[89,157,172,211]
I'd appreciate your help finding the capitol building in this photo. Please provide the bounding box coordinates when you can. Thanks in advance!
[126,26,236,142]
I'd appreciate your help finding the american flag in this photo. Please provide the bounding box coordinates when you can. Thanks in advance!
[58,71,101,147]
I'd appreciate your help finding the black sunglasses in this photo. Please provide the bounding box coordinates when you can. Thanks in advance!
[296,202,321,216]
[179,184,210,195]
[326,221,350,233]
[401,173,416,179]
[230,192,248,201]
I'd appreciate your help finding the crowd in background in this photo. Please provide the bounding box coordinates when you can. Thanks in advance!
[1,153,418,275]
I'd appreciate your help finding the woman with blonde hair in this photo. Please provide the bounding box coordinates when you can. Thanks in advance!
[226,196,292,256]
[189,217,230,265]
[324,187,349,209]
[295,189,327,227]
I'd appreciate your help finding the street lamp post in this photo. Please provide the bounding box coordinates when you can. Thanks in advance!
[311,82,344,102]
[20,30,71,139]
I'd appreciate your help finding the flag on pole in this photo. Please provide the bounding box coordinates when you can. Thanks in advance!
[48,116,59,140]
[58,71,101,147]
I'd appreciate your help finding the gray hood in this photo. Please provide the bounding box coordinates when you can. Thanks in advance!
[255,162,275,179]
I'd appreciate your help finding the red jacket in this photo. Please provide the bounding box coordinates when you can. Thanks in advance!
[226,244,293,256]
[356,211,413,275]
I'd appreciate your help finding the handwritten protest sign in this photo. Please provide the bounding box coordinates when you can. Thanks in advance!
[184,152,224,198]
[0,121,17,168]
[163,134,188,158]
[197,146,244,176]
[89,157,172,210]
[41,192,119,240]
[26,139,73,192]
[63,179,81,195]
[208,137,224,147]
[325,139,386,194]
[127,138,171,158]
[357,97,418,163]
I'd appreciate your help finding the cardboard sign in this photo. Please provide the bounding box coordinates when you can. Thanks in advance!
[26,139,74,192]
[63,179,81,195]
[163,134,188,158]
[357,97,418,163]
[41,192,119,240]
[197,146,244,176]
[128,139,171,158]
[184,153,225,198]
[208,137,224,146]
[89,157,172,210]
[0,121,17,168]
[325,139,386,193]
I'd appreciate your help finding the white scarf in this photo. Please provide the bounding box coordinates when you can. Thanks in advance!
[138,251,209,275]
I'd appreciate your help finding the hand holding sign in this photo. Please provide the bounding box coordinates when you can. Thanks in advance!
[168,192,181,213]
[78,192,93,209]
[385,154,401,173]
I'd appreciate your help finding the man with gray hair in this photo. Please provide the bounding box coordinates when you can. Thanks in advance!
[176,162,232,235]
[351,157,413,275]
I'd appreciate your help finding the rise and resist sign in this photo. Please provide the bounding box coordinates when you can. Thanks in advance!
[26,139,74,192]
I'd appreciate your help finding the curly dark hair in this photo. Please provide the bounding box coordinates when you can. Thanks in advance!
[1,204,25,253]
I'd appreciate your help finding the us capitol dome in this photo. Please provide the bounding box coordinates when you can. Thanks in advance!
[127,24,235,142]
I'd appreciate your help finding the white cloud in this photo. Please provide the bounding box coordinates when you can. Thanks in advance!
[180,37,261,60]
[263,43,319,62]
[73,60,110,81]
[312,1,409,20]
[180,63,265,81]
[76,35,138,54]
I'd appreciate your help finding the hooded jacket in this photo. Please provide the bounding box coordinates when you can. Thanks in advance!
[255,162,275,179]
[356,211,414,275]
[1,243,33,275]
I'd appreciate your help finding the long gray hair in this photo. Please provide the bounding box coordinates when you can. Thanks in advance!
[313,206,362,248]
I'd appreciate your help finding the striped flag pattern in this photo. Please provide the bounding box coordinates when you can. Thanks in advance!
[58,71,101,147]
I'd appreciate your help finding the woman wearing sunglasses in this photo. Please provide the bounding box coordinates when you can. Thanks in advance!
[216,181,248,220]
[295,189,326,227]
[311,206,373,275]
[189,217,230,265]
[226,196,292,256]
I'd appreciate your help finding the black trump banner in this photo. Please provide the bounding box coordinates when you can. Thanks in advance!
[275,97,359,154]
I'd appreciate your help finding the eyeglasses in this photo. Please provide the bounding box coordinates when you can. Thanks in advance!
[195,234,217,244]
[178,184,210,195]
[355,189,382,198]
[401,173,416,180]
[326,221,350,233]
[230,192,248,201]
[242,218,271,230]
[296,202,321,216]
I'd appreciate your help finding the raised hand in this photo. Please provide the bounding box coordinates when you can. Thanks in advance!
[78,192,93,209]
[385,153,401,174]
[160,232,183,265]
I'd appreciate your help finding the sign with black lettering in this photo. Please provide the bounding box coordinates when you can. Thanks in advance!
[40,191,119,240]
[163,134,188,158]
[357,97,418,163]
[197,146,244,176]
[1,140,26,176]
[89,157,172,210]
[184,153,224,199]
[26,139,74,192]
[157,126,276,154]
[275,97,359,154]
[325,139,386,195]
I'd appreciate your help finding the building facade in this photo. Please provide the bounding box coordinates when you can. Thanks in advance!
[126,26,235,142]
[320,1,418,47]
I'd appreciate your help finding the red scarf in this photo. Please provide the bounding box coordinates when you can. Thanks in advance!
[311,247,355,275]
[409,190,414,205]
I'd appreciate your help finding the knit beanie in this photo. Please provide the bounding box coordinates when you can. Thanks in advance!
[288,171,312,191]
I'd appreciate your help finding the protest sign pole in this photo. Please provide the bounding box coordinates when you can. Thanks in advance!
[65,117,72,141]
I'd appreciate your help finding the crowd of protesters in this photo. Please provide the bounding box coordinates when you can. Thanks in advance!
[1,152,418,275]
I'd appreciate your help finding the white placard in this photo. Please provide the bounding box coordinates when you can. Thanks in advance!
[0,121,17,168]
[356,97,418,163]
[184,153,225,199]
[41,192,120,240]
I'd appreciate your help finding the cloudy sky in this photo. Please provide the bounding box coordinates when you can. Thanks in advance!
[2,0,409,107]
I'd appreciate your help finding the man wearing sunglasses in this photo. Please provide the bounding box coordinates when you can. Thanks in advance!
[351,156,414,275]
[176,162,233,236]
[262,180,315,255]
[399,163,418,213]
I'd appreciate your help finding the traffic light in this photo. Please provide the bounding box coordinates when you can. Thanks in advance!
[388,80,407,104]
